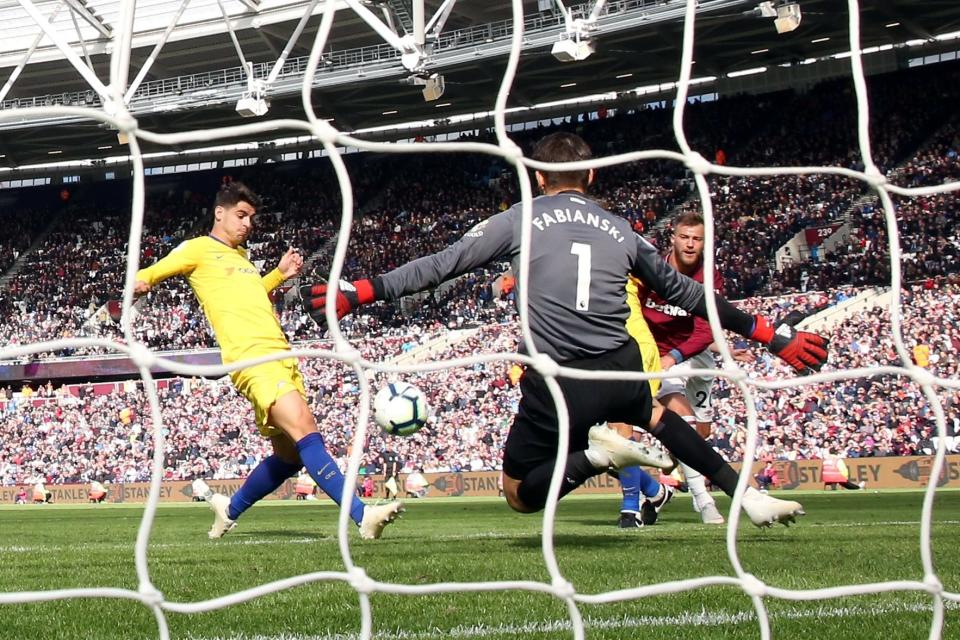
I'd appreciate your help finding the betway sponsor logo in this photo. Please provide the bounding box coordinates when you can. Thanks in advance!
[644,298,689,317]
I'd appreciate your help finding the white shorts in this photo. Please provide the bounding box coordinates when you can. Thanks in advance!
[656,350,716,423]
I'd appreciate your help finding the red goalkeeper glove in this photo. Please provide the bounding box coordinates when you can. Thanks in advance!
[299,279,377,326]
[751,315,830,373]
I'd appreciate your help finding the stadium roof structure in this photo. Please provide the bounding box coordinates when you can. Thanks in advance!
[0,0,959,168]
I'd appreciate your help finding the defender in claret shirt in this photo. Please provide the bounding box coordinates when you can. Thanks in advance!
[615,211,758,529]
[301,133,829,526]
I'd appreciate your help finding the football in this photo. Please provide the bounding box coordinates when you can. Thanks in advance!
[373,381,429,436]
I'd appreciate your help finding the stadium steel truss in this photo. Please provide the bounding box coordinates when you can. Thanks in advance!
[0,0,959,167]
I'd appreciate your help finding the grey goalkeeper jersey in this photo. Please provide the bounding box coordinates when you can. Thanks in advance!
[378,192,708,362]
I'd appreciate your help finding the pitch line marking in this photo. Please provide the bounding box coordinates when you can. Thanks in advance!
[183,600,959,640]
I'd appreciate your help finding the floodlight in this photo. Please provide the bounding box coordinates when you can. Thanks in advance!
[552,37,595,62]
[755,1,801,33]
[236,91,269,118]
[774,2,801,33]
[422,74,445,102]
[402,72,446,102]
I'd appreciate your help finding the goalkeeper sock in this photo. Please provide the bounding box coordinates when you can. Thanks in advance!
[296,432,366,525]
[619,466,661,513]
[650,410,738,497]
[517,451,599,512]
[228,454,301,521]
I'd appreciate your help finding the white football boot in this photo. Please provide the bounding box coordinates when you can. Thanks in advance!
[192,479,237,539]
[698,500,726,525]
[586,424,673,470]
[741,487,804,527]
[359,501,405,540]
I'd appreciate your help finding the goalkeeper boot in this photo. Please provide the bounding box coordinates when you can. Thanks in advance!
[193,479,237,539]
[741,487,805,528]
[618,511,644,529]
[359,501,405,540]
[640,485,674,526]
[586,425,673,471]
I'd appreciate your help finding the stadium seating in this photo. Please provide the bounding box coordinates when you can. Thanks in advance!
[1,61,960,486]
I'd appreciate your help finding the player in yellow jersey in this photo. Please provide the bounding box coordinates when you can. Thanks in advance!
[134,182,402,540]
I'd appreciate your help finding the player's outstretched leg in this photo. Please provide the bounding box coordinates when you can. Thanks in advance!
[295,432,404,539]
[193,454,303,538]
[506,426,670,514]
[648,410,804,528]
[267,391,405,539]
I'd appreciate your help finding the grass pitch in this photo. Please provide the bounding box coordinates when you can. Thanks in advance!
[0,490,957,640]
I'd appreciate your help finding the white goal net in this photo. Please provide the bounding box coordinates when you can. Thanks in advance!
[0,0,957,639]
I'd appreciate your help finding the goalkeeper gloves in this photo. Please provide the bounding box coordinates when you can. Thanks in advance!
[299,279,378,326]
[750,315,830,374]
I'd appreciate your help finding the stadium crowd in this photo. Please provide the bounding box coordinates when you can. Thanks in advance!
[1,280,959,487]
[1,60,960,486]
[778,107,960,293]
[0,63,959,354]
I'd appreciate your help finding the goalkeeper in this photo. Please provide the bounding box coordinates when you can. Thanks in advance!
[301,133,829,524]
[134,182,402,540]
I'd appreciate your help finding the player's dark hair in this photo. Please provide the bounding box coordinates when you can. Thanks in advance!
[214,181,261,211]
[531,132,592,192]
[673,210,704,229]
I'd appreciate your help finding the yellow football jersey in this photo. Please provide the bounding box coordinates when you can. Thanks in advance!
[625,274,661,396]
[136,235,288,364]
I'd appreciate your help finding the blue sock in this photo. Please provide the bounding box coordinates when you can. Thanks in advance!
[296,432,366,525]
[638,468,662,499]
[619,466,642,512]
[619,466,660,512]
[228,455,301,521]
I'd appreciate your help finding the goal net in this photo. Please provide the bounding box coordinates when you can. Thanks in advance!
[0,0,956,639]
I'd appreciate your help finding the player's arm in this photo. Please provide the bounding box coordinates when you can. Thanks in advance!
[629,234,829,373]
[263,247,303,292]
[300,211,515,322]
[664,315,716,367]
[134,240,201,296]
[708,342,755,363]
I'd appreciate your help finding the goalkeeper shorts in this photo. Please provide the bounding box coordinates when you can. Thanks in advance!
[231,358,307,437]
[502,340,654,480]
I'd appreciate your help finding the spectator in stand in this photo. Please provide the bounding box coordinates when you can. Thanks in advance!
[754,462,778,492]
[88,480,107,503]
[360,475,375,498]
[404,469,429,498]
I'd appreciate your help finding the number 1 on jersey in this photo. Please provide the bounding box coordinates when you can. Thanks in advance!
[570,242,591,311]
